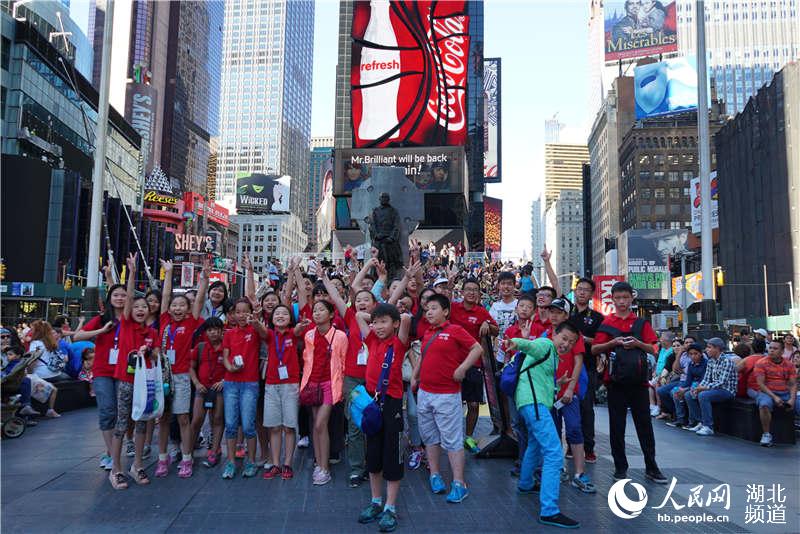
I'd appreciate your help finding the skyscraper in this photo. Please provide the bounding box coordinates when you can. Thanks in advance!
[530,196,544,281]
[544,115,564,144]
[91,0,224,192]
[545,190,584,277]
[217,0,315,223]
[543,143,589,210]
[308,136,334,250]
[675,0,799,115]
[588,76,635,275]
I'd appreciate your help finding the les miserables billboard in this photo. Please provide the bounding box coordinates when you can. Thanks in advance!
[351,0,470,148]
[604,0,677,61]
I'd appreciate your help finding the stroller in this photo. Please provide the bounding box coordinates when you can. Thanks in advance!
[1,349,42,439]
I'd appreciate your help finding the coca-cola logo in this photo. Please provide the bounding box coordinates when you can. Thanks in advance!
[426,16,467,132]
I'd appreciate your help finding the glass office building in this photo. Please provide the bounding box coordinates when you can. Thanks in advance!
[217,0,314,224]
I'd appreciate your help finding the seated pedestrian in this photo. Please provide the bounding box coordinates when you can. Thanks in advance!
[684,338,738,436]
[506,323,582,529]
[751,340,798,446]
[666,343,707,429]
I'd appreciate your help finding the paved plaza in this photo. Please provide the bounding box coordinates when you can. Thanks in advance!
[2,408,797,533]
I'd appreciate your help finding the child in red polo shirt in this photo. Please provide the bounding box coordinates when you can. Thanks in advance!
[411,294,483,504]
[221,299,268,479]
[189,317,226,469]
[353,304,411,532]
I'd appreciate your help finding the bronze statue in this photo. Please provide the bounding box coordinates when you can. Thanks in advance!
[369,193,403,277]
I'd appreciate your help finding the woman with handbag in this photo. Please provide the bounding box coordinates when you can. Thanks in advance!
[300,300,348,486]
[107,254,159,489]
[28,320,71,383]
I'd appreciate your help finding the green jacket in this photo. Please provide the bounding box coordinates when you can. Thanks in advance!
[511,338,559,412]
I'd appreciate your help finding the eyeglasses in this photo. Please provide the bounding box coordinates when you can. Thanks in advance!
[0,335,10,339]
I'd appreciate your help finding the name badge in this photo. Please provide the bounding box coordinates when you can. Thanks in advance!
[278,365,289,380]
[166,349,176,365]
[108,348,119,365]
[357,344,368,366]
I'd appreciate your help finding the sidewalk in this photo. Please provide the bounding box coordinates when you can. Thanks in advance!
[1,407,797,533]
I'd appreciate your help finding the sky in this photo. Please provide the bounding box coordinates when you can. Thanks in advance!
[70,0,591,258]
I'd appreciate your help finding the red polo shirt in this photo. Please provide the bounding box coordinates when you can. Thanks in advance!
[159,312,202,374]
[193,341,226,387]
[450,302,496,368]
[365,332,408,399]
[114,318,157,383]
[419,321,478,394]
[222,324,263,382]
[265,329,301,385]
[343,307,367,379]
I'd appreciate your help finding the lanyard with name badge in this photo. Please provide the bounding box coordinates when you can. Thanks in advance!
[108,322,122,365]
[166,324,178,364]
[275,332,289,380]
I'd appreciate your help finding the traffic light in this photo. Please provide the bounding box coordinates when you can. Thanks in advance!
[0,261,5,281]
[571,275,579,290]
[64,277,73,290]
[715,269,724,287]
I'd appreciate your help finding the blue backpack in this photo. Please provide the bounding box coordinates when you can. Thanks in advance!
[499,347,552,398]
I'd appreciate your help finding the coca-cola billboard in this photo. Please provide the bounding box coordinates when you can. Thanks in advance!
[351,0,470,148]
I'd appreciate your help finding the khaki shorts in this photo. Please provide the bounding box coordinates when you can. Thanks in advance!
[417,389,463,452]
[263,383,299,430]
[170,373,191,415]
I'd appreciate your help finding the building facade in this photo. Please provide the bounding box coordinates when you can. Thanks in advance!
[618,109,725,234]
[307,137,333,250]
[716,63,799,324]
[544,190,584,278]
[675,0,799,115]
[217,0,314,222]
[530,196,543,281]
[544,115,564,144]
[543,143,589,211]
[588,76,635,275]
[233,213,308,269]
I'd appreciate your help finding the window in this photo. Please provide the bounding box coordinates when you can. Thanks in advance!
[670,205,681,215]
[1,37,10,71]
[670,188,680,199]
[655,205,666,215]
[640,205,651,216]
[668,171,680,182]
[654,154,666,165]
[683,171,694,181]
[640,171,651,181]
[655,188,665,199]
[641,188,651,199]
[670,221,682,229]
[654,171,665,181]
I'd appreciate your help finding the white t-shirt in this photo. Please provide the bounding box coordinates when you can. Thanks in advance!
[29,340,67,380]
[489,299,518,362]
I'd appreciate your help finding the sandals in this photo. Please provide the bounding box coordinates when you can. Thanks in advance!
[109,471,129,490]
[129,466,151,485]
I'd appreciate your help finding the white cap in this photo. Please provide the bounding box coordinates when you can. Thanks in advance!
[754,328,768,336]
[433,277,449,287]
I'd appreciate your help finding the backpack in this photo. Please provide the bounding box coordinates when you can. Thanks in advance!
[499,347,552,399]
[597,318,649,385]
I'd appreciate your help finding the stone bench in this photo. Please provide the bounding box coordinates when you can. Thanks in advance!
[712,397,796,445]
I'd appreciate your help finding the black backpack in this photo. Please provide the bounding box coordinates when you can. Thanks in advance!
[597,318,649,385]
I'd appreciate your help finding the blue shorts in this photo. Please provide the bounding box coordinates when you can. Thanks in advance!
[551,398,583,445]
[748,388,800,414]
[223,381,259,439]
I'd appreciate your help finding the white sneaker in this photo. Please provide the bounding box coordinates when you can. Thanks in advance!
[297,436,310,449]
[760,432,773,447]
[18,405,38,416]
[125,439,136,457]
[684,422,702,432]
[695,425,714,436]
[649,405,661,417]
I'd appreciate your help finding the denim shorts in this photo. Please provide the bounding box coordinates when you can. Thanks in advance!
[224,381,259,439]
[93,376,117,431]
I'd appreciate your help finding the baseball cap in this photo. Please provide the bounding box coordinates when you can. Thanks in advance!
[0,328,11,336]
[705,337,726,350]
[753,328,768,337]
[433,277,449,287]
[548,298,572,314]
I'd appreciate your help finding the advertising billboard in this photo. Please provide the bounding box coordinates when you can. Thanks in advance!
[690,170,719,235]
[618,228,689,300]
[672,271,704,307]
[634,57,702,119]
[351,0,470,148]
[334,146,465,196]
[316,157,335,248]
[593,275,626,315]
[483,196,502,253]
[235,173,291,214]
[124,83,158,173]
[483,58,501,183]
[604,0,677,61]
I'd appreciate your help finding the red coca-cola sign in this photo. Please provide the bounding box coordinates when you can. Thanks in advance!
[351,0,470,148]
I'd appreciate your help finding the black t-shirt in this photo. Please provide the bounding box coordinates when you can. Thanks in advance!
[569,306,605,367]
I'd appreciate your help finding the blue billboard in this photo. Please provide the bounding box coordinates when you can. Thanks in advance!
[634,57,705,119]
